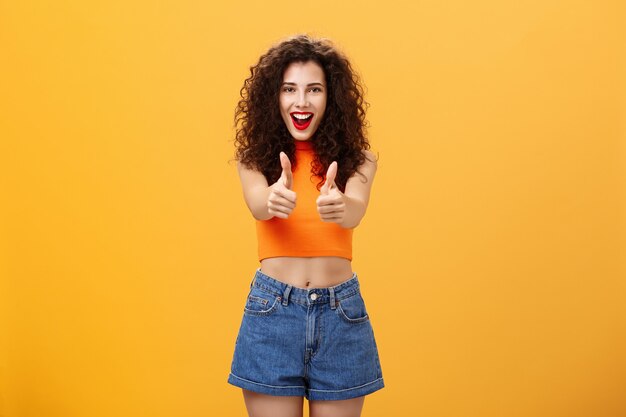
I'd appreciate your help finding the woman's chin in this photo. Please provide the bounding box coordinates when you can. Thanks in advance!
[288,130,309,140]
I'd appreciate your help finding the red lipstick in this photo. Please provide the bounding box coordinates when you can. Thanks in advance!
[290,112,313,130]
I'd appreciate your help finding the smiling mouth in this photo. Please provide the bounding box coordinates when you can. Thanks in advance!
[290,112,313,130]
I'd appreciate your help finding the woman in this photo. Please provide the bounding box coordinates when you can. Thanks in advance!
[227,34,383,417]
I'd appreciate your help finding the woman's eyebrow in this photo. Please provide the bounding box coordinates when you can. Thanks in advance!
[282,82,325,87]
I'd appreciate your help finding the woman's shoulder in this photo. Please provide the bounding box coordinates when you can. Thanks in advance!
[345,149,377,184]
[362,149,377,162]
[359,149,378,171]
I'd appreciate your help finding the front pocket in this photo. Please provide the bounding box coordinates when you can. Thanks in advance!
[336,291,370,324]
[243,287,281,316]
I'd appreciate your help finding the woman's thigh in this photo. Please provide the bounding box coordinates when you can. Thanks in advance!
[242,389,304,417]
[309,396,365,417]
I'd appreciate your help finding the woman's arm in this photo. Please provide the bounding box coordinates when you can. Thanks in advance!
[237,158,297,221]
[237,161,274,221]
[340,150,378,228]
[316,150,378,229]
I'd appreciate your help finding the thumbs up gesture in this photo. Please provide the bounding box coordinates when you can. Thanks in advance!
[316,161,346,224]
[267,152,297,219]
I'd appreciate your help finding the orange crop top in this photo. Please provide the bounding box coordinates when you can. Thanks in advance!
[256,139,353,262]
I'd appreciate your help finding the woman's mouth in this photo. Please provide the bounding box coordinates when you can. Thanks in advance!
[290,112,313,130]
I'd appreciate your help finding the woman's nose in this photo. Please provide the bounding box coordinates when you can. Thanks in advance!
[296,92,309,107]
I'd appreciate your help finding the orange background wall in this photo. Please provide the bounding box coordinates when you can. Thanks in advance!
[1,1,624,416]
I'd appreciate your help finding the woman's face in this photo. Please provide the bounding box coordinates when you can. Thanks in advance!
[279,60,327,141]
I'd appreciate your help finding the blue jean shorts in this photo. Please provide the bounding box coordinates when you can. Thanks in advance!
[227,267,384,401]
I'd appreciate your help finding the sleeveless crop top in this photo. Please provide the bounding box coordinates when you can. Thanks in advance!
[256,139,353,262]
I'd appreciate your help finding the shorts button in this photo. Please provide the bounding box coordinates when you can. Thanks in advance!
[310,293,318,300]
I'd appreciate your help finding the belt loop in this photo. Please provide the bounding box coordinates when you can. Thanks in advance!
[251,267,262,288]
[282,285,292,306]
[329,286,336,310]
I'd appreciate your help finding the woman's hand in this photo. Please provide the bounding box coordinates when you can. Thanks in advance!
[316,161,346,224]
[267,152,297,219]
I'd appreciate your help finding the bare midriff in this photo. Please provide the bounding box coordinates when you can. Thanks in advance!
[260,256,353,289]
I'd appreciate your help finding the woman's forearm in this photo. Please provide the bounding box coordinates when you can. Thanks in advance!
[338,195,366,229]
[245,185,274,221]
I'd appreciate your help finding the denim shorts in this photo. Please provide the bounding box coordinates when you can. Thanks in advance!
[227,267,384,401]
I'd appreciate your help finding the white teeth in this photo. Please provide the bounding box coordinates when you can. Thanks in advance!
[293,113,313,120]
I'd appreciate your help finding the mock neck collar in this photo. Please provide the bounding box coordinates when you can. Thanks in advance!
[294,140,314,150]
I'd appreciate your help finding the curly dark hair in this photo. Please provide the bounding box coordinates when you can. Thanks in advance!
[230,33,378,193]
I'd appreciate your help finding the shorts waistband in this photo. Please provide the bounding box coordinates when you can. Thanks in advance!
[251,267,361,307]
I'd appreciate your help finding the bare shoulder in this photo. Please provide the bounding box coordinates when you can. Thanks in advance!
[356,149,378,179]
[362,149,377,166]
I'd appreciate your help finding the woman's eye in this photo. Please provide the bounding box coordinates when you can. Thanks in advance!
[282,87,323,93]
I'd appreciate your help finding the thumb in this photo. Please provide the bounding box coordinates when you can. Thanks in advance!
[279,152,293,189]
[320,161,338,195]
